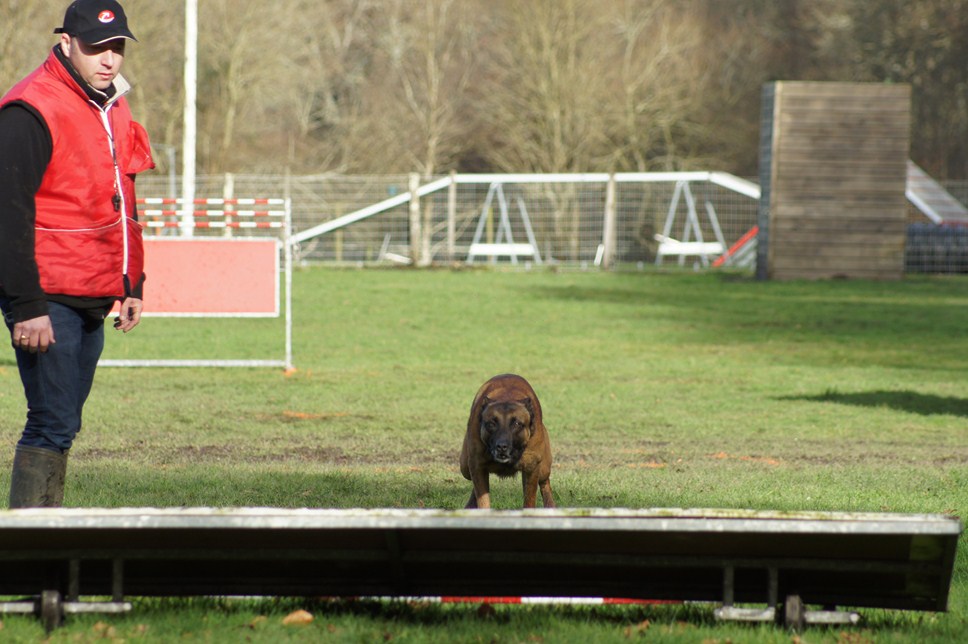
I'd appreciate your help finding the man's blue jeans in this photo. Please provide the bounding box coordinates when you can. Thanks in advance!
[1,300,105,453]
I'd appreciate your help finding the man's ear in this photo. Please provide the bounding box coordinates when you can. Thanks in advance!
[59,34,72,58]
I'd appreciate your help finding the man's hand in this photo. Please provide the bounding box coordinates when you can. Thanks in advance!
[114,297,143,333]
[11,315,55,353]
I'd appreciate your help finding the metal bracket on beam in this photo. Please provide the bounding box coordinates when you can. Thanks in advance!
[0,592,131,633]
[2,558,134,631]
[712,564,861,628]
[64,557,132,615]
[713,565,777,622]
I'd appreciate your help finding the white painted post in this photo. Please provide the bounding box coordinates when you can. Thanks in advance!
[447,170,456,262]
[409,173,421,265]
[222,172,234,237]
[420,177,432,267]
[602,173,617,269]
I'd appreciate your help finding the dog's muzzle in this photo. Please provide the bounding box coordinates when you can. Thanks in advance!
[490,443,513,464]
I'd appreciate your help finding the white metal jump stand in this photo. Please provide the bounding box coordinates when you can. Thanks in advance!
[99,197,294,371]
[654,180,727,267]
[466,182,542,265]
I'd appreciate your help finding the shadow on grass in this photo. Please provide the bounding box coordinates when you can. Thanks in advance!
[779,389,968,418]
[70,466,471,509]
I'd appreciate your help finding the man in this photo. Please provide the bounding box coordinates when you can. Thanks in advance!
[0,0,153,508]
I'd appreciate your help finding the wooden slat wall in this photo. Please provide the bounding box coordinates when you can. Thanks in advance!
[762,82,911,280]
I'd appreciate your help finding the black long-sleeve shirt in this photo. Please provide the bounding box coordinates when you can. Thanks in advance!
[0,103,54,322]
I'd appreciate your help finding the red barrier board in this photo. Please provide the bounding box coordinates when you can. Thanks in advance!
[138,238,279,316]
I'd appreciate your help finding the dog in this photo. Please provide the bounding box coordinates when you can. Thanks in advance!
[459,374,555,509]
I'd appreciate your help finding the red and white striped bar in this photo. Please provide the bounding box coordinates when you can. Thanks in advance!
[137,198,286,231]
[140,210,283,217]
[366,596,679,606]
[139,198,285,206]
[143,221,283,229]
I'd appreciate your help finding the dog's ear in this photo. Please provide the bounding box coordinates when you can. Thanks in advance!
[521,397,535,427]
[476,395,490,426]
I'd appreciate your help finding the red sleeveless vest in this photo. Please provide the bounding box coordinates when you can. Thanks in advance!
[1,50,154,299]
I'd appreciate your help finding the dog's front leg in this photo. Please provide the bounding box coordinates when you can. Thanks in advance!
[521,472,539,508]
[469,470,491,509]
[539,478,555,508]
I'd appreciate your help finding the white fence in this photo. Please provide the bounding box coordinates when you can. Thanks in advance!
[139,172,762,269]
[137,172,968,272]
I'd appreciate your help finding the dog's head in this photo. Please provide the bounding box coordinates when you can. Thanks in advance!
[478,396,534,465]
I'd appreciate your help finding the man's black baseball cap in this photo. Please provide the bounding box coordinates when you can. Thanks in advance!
[54,0,137,45]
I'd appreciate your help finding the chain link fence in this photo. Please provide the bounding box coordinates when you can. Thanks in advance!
[138,174,968,274]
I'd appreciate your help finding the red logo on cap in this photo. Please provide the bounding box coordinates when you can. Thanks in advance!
[98,10,116,23]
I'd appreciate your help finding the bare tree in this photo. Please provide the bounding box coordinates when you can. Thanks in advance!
[343,0,479,175]
[0,4,99,92]
[475,0,613,174]
[121,1,185,168]
[604,0,711,172]
[807,0,968,178]
[0,5,60,88]
[4,0,965,179]
[188,1,291,171]
[279,0,377,172]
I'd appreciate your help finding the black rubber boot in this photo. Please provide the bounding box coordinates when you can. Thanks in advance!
[8,446,68,508]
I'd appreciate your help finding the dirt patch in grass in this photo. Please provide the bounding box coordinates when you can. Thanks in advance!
[77,435,968,470]
[80,443,462,468]
[82,445,354,465]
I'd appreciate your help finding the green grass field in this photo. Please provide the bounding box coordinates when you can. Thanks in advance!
[1,267,966,642]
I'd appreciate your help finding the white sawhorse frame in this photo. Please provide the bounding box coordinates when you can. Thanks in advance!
[466,183,542,265]
[655,180,727,267]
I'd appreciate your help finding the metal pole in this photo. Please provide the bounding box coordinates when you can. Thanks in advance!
[181,0,198,238]
[284,199,294,372]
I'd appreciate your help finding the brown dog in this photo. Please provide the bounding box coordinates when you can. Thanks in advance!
[459,374,555,509]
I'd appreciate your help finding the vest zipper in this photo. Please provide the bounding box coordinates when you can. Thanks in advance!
[94,101,129,283]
